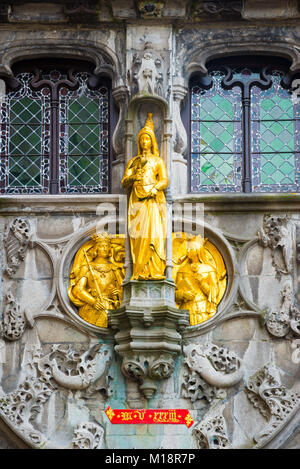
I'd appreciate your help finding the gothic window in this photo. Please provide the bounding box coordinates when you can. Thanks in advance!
[0,59,111,194]
[189,57,299,193]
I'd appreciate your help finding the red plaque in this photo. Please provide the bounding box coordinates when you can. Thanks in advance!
[105,407,194,428]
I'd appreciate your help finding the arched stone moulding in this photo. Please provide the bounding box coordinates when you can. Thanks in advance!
[0,38,122,85]
[172,216,238,336]
[56,217,124,336]
[180,41,300,87]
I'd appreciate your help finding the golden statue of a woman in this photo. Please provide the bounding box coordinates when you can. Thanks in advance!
[122,113,168,280]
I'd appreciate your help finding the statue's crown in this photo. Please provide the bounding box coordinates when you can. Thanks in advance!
[91,232,111,243]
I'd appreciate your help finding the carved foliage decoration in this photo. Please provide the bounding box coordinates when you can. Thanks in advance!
[193,413,231,449]
[37,343,113,395]
[1,291,26,341]
[0,346,51,447]
[183,342,244,398]
[72,422,105,449]
[191,0,243,19]
[137,1,165,18]
[122,352,174,399]
[0,343,112,448]
[246,364,300,446]
[266,282,300,338]
[4,218,31,277]
[258,215,292,276]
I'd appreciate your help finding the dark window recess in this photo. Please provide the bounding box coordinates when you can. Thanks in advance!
[188,57,300,193]
[0,59,111,194]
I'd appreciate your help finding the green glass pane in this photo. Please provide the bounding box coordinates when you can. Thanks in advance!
[200,122,235,152]
[260,153,295,184]
[199,153,234,185]
[9,155,41,186]
[200,94,235,121]
[10,97,42,124]
[260,94,293,121]
[68,96,99,124]
[68,156,100,186]
[259,120,294,153]
[68,124,100,155]
[9,125,41,155]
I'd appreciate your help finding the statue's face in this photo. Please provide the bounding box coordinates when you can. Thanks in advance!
[139,133,152,152]
[96,241,110,258]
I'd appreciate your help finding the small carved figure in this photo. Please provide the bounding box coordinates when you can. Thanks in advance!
[122,113,168,280]
[68,233,125,327]
[173,233,226,325]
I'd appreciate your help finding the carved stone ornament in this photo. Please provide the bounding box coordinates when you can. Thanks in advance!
[1,291,29,341]
[37,343,112,394]
[4,218,31,278]
[246,364,300,446]
[191,0,243,19]
[72,422,105,449]
[0,342,112,448]
[265,282,300,338]
[183,342,244,393]
[109,280,189,399]
[257,215,292,276]
[137,1,165,18]
[131,44,164,97]
[193,411,231,449]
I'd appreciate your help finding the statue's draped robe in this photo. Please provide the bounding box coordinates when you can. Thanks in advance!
[122,154,168,280]
[175,248,220,325]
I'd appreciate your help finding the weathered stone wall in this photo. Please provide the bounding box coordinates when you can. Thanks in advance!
[0,0,299,449]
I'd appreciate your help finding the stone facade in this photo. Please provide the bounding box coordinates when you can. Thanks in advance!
[0,0,300,449]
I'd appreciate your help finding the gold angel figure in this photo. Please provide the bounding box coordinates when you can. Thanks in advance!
[68,233,125,328]
[173,233,227,326]
[122,113,168,280]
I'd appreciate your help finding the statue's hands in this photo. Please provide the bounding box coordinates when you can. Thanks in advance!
[110,287,120,297]
[93,298,106,310]
[183,291,195,301]
[148,186,158,198]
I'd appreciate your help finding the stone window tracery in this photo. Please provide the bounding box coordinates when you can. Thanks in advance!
[0,59,111,194]
[189,57,300,193]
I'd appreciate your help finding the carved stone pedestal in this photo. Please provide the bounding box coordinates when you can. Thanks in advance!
[109,280,189,399]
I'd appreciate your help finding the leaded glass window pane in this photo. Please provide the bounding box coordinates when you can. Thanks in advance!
[1,73,51,194]
[0,65,110,195]
[59,73,109,193]
[251,72,299,192]
[190,71,243,193]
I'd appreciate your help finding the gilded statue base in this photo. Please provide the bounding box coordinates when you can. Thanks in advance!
[109,280,189,399]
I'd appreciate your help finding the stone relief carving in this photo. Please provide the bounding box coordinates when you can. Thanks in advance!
[137,1,165,18]
[121,351,175,399]
[72,422,105,449]
[4,218,31,278]
[190,0,243,19]
[258,215,293,276]
[265,282,300,338]
[0,342,112,448]
[193,411,231,449]
[37,343,113,394]
[246,364,300,447]
[183,343,244,391]
[0,346,51,448]
[132,43,165,97]
[1,291,34,341]
[181,368,225,403]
